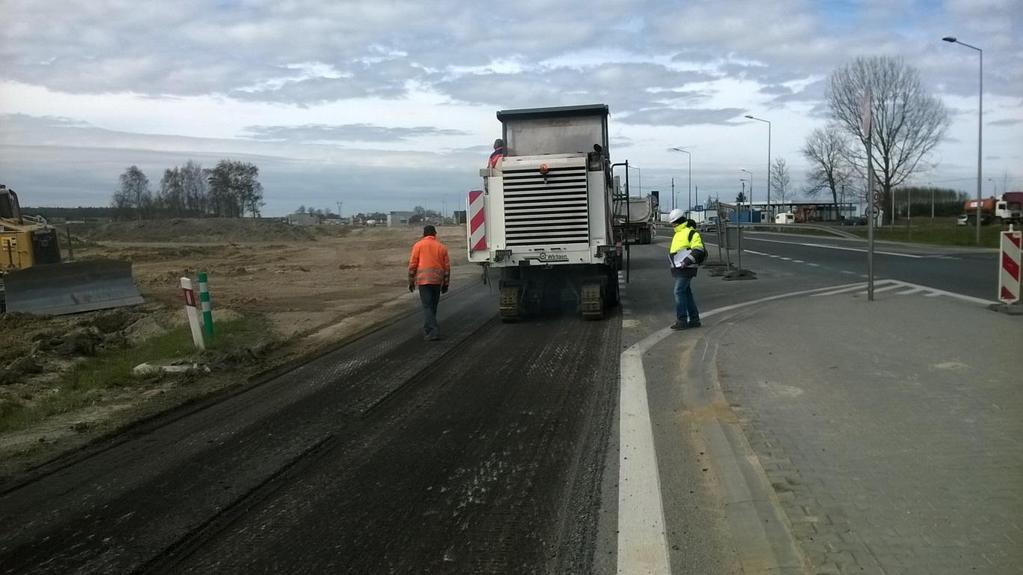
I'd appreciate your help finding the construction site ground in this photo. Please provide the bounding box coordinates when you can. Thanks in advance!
[0,219,475,477]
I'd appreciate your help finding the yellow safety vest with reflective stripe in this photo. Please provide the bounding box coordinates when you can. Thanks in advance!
[670,222,704,254]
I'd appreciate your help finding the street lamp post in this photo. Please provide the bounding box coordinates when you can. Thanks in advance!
[670,147,692,212]
[745,115,772,217]
[943,36,983,245]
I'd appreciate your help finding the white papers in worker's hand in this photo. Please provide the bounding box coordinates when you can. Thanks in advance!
[670,249,693,269]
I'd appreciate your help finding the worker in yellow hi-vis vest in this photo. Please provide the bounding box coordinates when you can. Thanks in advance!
[667,209,707,330]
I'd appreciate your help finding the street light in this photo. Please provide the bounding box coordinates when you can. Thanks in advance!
[745,114,772,215]
[943,35,983,245]
[670,147,692,212]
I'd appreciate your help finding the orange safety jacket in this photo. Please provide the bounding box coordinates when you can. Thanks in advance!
[408,235,451,286]
[488,147,505,168]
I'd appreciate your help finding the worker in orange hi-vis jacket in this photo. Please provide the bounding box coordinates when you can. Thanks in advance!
[488,138,506,168]
[408,224,451,341]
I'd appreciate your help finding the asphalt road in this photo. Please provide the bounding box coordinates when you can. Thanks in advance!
[738,231,998,301]
[0,284,620,574]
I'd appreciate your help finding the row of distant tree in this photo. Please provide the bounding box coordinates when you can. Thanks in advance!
[111,160,264,220]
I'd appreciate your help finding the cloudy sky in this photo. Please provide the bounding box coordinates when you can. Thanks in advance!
[1,0,1020,216]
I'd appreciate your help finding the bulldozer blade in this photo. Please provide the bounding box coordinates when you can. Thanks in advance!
[4,259,144,315]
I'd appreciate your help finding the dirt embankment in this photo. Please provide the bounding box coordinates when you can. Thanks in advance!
[1,219,477,476]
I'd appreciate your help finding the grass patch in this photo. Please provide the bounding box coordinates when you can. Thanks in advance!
[845,218,1006,248]
[0,314,272,434]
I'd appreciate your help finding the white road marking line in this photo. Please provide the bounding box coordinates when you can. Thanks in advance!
[744,249,771,256]
[780,257,792,261]
[617,281,865,575]
[811,282,870,297]
[840,270,857,275]
[896,287,925,295]
[792,259,804,263]
[746,236,925,258]
[925,292,942,297]
[806,263,820,267]
[858,283,904,295]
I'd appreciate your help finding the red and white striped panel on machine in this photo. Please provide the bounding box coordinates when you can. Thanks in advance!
[468,190,487,253]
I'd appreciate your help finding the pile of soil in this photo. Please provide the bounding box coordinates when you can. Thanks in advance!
[0,306,165,386]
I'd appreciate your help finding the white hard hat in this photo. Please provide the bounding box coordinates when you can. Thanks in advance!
[668,208,686,223]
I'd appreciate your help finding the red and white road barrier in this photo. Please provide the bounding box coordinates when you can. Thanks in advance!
[999,228,1021,305]
[180,277,206,350]
[468,189,487,253]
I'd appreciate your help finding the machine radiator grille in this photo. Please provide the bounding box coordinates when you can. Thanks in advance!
[502,164,589,246]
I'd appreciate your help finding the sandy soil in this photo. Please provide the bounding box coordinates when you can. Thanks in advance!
[75,223,477,342]
[0,221,479,476]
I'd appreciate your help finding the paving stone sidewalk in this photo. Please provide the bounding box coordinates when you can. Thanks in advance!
[705,289,1022,574]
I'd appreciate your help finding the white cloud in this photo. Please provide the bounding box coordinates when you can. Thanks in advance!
[0,0,1021,210]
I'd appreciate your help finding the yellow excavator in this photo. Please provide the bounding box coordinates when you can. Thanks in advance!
[1,184,143,314]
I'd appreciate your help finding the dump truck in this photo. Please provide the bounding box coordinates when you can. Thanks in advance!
[1,184,143,314]
[467,104,621,321]
[959,193,1022,225]
[614,194,656,244]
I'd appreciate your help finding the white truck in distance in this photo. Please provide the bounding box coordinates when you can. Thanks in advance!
[614,194,656,244]
[467,104,621,321]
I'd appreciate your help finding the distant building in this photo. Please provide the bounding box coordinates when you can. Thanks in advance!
[287,213,319,226]
[453,210,467,224]
[387,211,415,227]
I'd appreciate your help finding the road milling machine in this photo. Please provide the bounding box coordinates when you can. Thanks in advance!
[1,184,143,314]
[468,104,622,321]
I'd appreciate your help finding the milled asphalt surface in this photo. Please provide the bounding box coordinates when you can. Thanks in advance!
[0,282,620,574]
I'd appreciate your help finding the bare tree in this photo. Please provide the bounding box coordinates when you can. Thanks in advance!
[802,126,851,211]
[206,160,264,218]
[769,157,792,205]
[114,166,152,221]
[158,167,185,215]
[826,56,949,224]
[180,160,207,215]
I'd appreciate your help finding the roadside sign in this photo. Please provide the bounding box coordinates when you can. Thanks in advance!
[859,89,875,139]
[998,230,1022,304]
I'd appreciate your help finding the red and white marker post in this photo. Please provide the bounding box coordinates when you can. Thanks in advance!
[998,226,1021,305]
[180,277,206,350]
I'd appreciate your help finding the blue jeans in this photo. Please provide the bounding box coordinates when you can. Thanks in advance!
[673,275,700,324]
[418,284,441,337]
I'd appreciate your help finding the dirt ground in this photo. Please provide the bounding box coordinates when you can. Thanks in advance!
[0,220,478,476]
[81,222,478,343]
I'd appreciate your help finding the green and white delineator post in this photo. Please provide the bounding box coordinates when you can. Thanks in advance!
[198,272,213,339]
